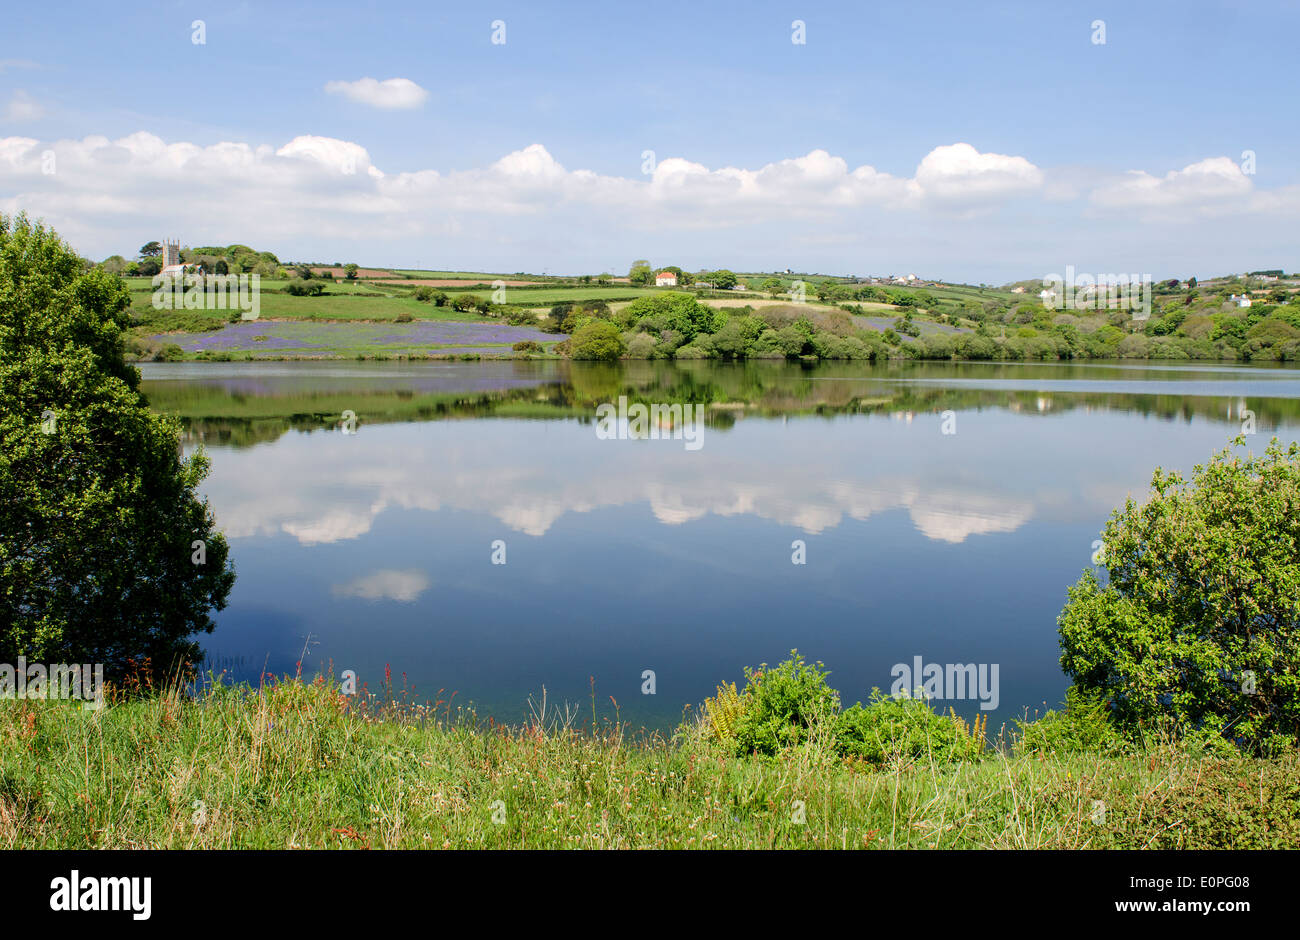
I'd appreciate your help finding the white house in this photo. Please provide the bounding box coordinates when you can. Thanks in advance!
[1229,293,1252,308]
[655,271,678,287]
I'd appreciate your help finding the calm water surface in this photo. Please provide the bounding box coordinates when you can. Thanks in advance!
[139,359,1300,730]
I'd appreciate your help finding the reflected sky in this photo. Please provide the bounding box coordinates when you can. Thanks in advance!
[141,359,1300,730]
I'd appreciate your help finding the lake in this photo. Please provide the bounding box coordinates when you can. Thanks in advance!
[138,358,1300,732]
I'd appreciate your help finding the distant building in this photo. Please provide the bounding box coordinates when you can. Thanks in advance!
[655,271,678,287]
[1229,293,1252,308]
[161,238,181,268]
[1011,286,1026,294]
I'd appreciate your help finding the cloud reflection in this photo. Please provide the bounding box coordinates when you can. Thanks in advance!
[202,420,1043,546]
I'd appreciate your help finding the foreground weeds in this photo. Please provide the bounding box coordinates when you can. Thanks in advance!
[1,678,1297,849]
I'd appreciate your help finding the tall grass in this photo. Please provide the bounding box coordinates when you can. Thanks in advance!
[1,673,1297,849]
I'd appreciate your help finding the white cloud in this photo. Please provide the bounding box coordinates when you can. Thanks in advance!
[912,142,1043,204]
[0,132,1052,251]
[1090,156,1253,209]
[324,77,428,110]
[0,130,1294,275]
[5,90,44,122]
[277,135,384,179]
[332,569,431,602]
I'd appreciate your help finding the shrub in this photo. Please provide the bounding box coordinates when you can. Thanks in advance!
[1014,687,1127,756]
[709,315,764,358]
[835,692,986,765]
[414,286,435,302]
[503,307,539,326]
[958,335,997,360]
[543,300,609,334]
[394,312,413,323]
[451,294,478,312]
[772,325,808,355]
[568,320,625,361]
[922,334,955,359]
[511,340,543,353]
[1059,438,1300,753]
[730,651,839,756]
[672,344,710,359]
[657,329,684,354]
[624,332,656,359]
[285,282,325,297]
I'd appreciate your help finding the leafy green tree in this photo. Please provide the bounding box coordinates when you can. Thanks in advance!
[709,315,764,358]
[0,215,234,673]
[1059,438,1300,753]
[619,292,722,342]
[344,263,359,280]
[139,241,162,258]
[568,320,625,361]
[708,269,738,290]
[628,259,653,286]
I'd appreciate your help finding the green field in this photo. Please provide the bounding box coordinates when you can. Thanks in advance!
[440,285,659,305]
[389,269,548,280]
[119,268,1031,362]
[127,278,485,324]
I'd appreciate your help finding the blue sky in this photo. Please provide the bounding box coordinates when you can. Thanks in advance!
[2,0,1297,281]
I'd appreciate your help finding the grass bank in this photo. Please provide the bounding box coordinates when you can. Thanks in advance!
[2,676,1297,849]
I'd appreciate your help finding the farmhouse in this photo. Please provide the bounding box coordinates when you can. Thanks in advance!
[655,271,678,287]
